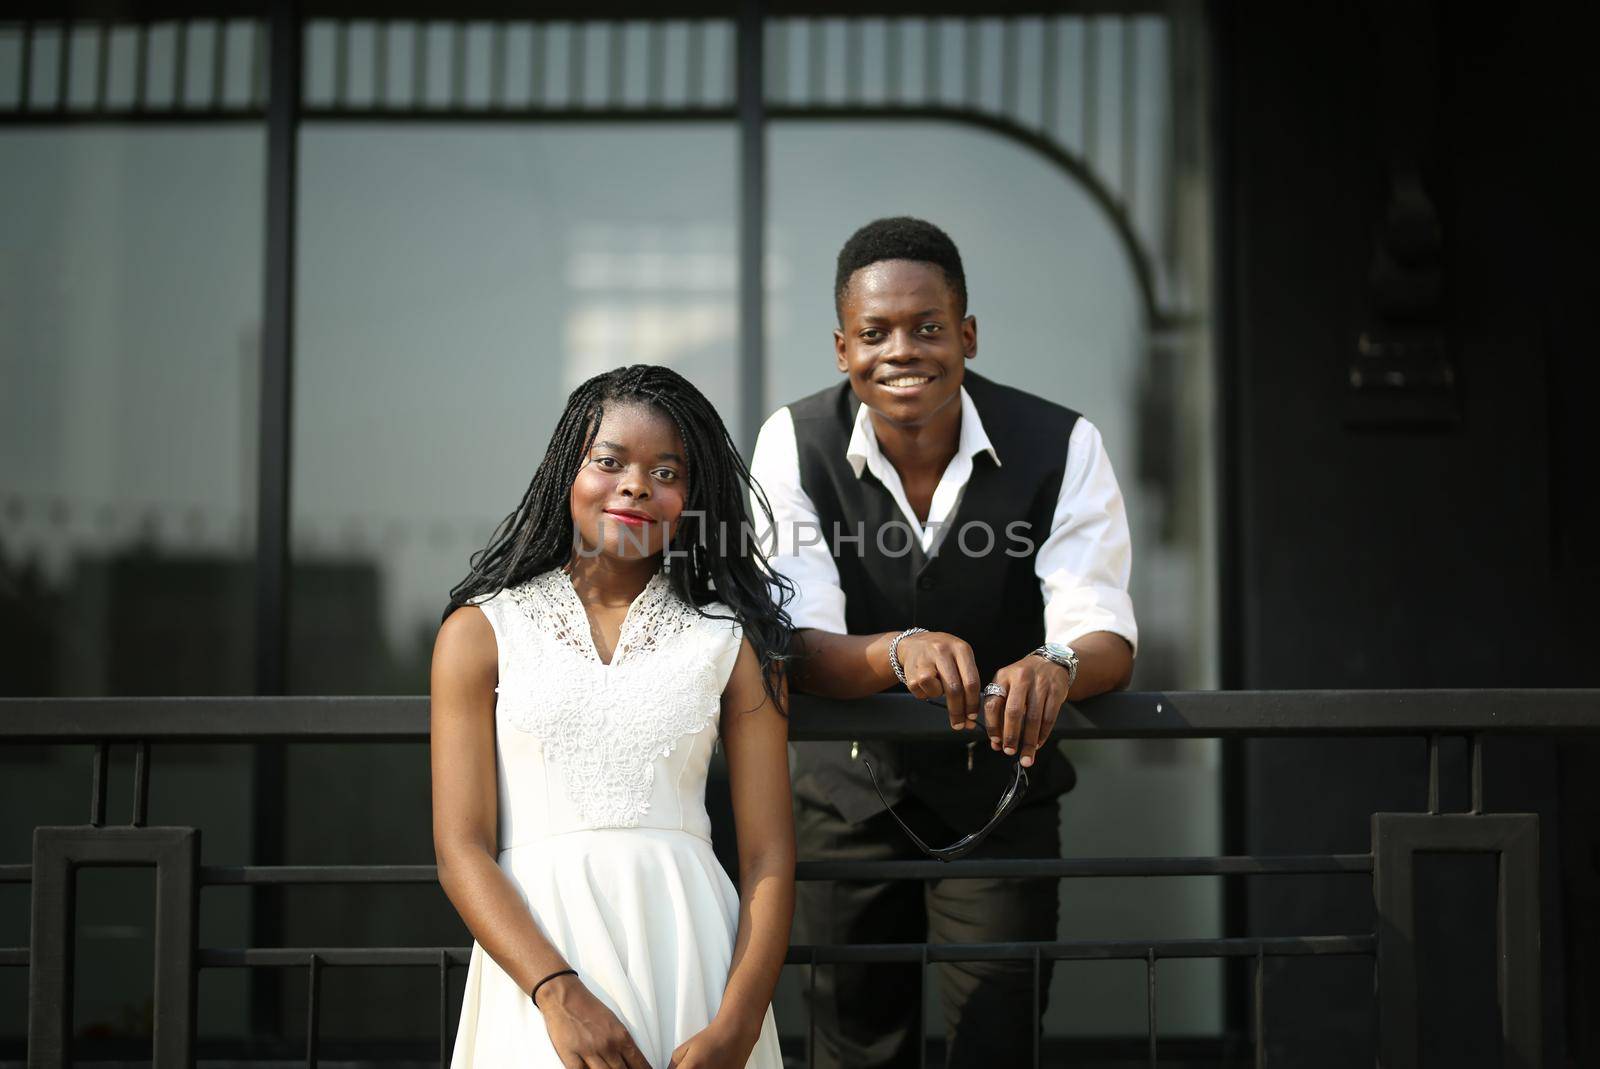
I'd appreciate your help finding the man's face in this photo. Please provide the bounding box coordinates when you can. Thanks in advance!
[835,259,976,429]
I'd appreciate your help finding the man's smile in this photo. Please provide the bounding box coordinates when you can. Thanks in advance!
[877,371,937,393]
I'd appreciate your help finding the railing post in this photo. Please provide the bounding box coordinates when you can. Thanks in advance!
[28,826,199,1068]
[1372,813,1541,1069]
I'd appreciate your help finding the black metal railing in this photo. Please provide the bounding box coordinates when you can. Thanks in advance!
[3,689,1596,1067]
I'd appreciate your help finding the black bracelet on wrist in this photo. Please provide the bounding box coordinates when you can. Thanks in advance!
[530,968,578,1008]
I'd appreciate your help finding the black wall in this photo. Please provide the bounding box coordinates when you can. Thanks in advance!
[1218,1,1597,1064]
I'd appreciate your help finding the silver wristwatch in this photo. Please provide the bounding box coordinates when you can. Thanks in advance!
[1031,642,1079,692]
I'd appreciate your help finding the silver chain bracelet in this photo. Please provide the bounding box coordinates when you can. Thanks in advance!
[888,627,928,688]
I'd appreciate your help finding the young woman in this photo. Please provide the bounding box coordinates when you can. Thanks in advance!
[432,365,795,1068]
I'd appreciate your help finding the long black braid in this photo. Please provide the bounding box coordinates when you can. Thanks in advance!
[444,364,795,709]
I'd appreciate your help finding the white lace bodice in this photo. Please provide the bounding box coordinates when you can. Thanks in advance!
[471,568,744,847]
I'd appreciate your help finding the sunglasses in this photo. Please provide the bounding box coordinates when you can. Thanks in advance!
[861,741,1029,862]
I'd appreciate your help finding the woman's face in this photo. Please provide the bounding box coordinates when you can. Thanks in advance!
[569,402,688,562]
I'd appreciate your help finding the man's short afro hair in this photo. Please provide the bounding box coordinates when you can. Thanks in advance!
[834,216,967,319]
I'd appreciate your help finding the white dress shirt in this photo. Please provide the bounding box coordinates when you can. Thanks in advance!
[749,385,1138,654]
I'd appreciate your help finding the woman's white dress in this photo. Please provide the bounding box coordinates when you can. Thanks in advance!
[452,567,785,1068]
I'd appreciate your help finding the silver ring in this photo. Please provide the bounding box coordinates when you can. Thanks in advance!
[981,683,1007,700]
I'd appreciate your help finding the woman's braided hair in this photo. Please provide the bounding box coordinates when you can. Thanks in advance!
[444,364,794,708]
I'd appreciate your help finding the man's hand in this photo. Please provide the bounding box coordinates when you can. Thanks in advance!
[981,655,1073,768]
[895,630,985,730]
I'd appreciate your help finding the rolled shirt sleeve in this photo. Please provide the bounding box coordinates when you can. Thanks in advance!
[748,406,850,634]
[1037,418,1139,655]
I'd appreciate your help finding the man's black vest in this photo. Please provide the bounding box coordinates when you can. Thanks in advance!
[789,371,1081,827]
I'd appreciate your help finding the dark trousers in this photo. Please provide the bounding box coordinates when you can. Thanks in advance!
[794,791,1061,1069]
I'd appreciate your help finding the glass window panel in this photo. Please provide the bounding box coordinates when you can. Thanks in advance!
[975,19,1003,112]
[896,18,926,103]
[700,20,734,106]
[856,18,886,104]
[618,22,651,107]
[101,25,137,109]
[933,18,963,105]
[343,21,377,108]
[65,24,98,109]
[0,123,264,1043]
[540,21,572,107]
[422,20,453,109]
[772,18,805,104]
[180,20,214,109]
[142,22,176,109]
[1056,19,1087,150]
[0,127,263,696]
[222,20,259,109]
[463,21,494,107]
[578,20,607,107]
[1010,18,1045,128]
[0,26,21,109]
[28,25,61,108]
[1131,17,1170,250]
[658,21,692,108]
[303,20,335,105]
[819,19,847,103]
[290,122,737,697]
[1090,16,1121,176]
[382,20,415,109]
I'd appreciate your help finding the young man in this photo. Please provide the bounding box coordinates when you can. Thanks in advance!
[750,217,1137,1068]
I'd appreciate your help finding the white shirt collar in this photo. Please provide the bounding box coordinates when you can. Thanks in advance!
[844,384,1001,478]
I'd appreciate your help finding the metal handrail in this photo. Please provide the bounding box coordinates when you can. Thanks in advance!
[2,689,1596,741]
[3,690,1589,1066]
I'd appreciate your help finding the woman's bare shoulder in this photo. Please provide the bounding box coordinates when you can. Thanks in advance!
[433,604,498,681]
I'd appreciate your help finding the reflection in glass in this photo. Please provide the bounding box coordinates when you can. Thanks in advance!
[0,127,263,695]
[290,123,738,697]
[0,125,265,1041]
